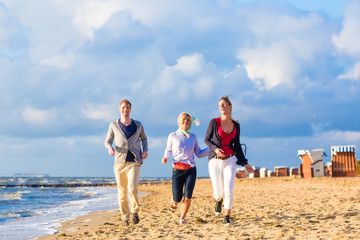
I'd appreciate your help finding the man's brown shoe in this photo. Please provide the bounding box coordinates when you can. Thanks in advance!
[130,213,140,225]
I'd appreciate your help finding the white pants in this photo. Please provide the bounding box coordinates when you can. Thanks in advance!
[208,156,237,210]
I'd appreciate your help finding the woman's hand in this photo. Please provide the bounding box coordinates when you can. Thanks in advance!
[142,151,148,159]
[244,164,254,174]
[214,148,225,158]
[161,157,168,164]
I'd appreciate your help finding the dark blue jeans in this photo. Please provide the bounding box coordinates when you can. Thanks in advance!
[172,167,197,202]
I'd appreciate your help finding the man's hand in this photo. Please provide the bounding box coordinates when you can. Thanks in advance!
[161,157,168,164]
[108,147,115,156]
[142,151,148,159]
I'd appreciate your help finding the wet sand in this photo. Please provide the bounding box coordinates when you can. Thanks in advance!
[38,177,360,239]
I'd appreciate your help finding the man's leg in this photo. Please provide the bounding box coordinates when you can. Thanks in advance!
[127,162,141,216]
[114,163,130,222]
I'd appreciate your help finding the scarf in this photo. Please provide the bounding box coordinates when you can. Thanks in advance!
[177,115,200,138]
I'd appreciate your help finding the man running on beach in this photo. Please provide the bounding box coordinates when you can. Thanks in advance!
[104,99,148,226]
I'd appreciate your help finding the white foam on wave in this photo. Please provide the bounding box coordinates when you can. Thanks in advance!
[0,212,21,219]
[0,187,120,240]
[0,190,31,201]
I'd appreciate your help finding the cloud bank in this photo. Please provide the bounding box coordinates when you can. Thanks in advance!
[1,0,360,177]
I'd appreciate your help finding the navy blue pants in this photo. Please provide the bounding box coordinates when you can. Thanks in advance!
[172,167,197,202]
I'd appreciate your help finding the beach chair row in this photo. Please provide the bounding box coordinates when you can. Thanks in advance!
[236,145,360,179]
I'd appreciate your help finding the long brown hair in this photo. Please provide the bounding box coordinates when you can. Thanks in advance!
[219,96,239,122]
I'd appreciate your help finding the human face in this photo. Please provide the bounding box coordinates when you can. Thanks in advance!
[119,103,131,117]
[219,99,231,115]
[178,114,191,131]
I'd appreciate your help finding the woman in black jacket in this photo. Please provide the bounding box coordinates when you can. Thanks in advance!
[205,96,254,226]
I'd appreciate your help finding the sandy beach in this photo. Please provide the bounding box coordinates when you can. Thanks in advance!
[38,177,360,240]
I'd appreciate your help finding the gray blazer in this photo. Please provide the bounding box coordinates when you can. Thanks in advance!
[105,119,148,164]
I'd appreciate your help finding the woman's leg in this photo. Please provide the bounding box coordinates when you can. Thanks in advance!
[172,169,185,204]
[180,167,197,221]
[180,197,191,221]
[223,156,237,225]
[223,156,237,211]
[208,158,224,201]
[225,209,231,216]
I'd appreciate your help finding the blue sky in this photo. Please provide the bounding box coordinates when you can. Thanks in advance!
[1,0,359,177]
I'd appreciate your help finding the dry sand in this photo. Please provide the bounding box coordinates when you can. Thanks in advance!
[38,177,360,239]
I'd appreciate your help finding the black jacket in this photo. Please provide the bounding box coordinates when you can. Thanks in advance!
[204,118,248,166]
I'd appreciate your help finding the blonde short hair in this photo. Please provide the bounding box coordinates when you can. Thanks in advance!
[177,112,192,128]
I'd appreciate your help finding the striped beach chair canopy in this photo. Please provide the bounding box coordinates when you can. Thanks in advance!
[331,145,356,156]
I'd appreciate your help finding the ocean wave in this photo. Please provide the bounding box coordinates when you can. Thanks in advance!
[0,210,32,222]
[80,192,96,198]
[67,188,83,193]
[67,188,97,197]
[0,177,118,187]
[0,212,21,219]
[0,179,13,184]
[0,186,118,239]
[0,190,31,201]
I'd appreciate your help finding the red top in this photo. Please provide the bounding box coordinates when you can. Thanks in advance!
[215,117,237,155]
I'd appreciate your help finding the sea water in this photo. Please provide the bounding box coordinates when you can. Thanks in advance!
[0,176,166,240]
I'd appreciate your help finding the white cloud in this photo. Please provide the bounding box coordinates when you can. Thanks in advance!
[332,0,360,57]
[40,53,75,70]
[237,4,333,90]
[21,106,57,124]
[148,136,167,149]
[82,103,115,122]
[1,0,360,176]
[1,1,78,68]
[152,53,217,99]
[152,66,177,94]
[172,53,205,75]
[118,1,205,29]
[237,44,297,89]
[332,0,360,80]
[317,130,360,143]
[338,61,360,80]
[1,0,125,68]
[73,0,123,39]
[191,75,215,98]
